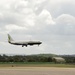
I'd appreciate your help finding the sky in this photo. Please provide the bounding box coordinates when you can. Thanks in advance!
[0,0,75,55]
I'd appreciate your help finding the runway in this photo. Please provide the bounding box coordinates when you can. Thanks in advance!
[0,67,75,75]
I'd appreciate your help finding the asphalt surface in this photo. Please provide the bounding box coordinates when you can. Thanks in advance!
[0,67,75,75]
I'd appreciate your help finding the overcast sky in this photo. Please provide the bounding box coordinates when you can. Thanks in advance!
[0,0,75,55]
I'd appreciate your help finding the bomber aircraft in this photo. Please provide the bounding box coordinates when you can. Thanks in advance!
[8,34,42,47]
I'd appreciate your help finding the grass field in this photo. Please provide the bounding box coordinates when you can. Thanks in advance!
[0,62,75,68]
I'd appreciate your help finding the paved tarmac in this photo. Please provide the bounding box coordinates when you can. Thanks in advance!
[0,67,75,75]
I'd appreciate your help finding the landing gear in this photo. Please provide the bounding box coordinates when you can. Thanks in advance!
[38,44,40,46]
[22,45,24,47]
[25,45,27,47]
[22,45,27,47]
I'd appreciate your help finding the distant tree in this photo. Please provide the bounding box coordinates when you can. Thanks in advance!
[47,57,52,62]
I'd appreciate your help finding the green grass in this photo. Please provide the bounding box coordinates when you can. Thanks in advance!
[0,62,75,68]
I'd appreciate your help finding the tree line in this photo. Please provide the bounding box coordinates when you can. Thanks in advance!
[0,54,75,64]
[61,55,75,64]
[0,54,52,62]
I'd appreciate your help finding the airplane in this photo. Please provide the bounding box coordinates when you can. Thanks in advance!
[8,34,42,47]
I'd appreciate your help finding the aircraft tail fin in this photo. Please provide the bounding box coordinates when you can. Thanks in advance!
[8,34,14,43]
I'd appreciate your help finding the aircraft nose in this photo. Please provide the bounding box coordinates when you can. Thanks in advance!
[40,42,42,44]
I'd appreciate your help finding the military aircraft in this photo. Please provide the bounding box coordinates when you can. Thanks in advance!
[8,34,42,47]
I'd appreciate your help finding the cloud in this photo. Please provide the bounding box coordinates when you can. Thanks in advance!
[38,9,55,25]
[0,0,37,33]
[56,14,75,25]
[55,14,75,35]
[43,0,75,18]
[5,24,27,32]
[0,0,75,55]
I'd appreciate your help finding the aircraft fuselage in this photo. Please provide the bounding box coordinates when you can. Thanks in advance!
[8,34,42,47]
[9,41,42,47]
